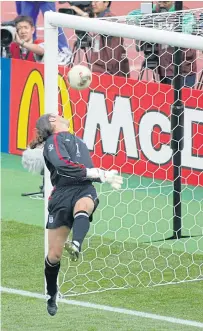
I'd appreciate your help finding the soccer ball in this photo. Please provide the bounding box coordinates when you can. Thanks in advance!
[67,65,92,90]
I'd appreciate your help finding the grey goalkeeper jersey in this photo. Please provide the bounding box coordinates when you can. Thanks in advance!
[43,131,95,187]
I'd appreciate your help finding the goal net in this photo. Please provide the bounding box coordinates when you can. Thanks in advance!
[44,8,203,296]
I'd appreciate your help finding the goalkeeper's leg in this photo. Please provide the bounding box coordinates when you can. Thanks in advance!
[65,196,96,261]
[45,226,70,316]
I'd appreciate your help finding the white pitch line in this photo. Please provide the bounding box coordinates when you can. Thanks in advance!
[1,286,203,329]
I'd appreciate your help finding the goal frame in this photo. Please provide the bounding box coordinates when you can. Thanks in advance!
[43,11,203,289]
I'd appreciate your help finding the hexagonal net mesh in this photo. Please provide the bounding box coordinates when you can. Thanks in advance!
[45,8,203,296]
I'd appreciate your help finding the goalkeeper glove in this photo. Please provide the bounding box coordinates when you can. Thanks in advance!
[86,168,123,190]
[22,147,45,174]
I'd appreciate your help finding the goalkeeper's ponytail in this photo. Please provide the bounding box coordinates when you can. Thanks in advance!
[29,114,54,149]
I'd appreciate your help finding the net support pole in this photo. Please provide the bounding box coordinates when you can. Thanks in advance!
[171,1,184,239]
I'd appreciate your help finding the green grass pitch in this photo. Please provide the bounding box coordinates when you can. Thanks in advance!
[1,153,203,330]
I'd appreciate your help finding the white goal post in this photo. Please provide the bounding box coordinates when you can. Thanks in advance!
[44,11,203,295]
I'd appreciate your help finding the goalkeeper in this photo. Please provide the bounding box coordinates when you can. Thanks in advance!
[22,113,123,316]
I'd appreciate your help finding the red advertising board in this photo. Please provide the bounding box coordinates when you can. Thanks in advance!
[9,59,203,185]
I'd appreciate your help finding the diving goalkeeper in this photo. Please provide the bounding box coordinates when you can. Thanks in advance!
[22,113,123,316]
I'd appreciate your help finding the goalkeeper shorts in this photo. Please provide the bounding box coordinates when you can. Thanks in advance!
[46,183,99,230]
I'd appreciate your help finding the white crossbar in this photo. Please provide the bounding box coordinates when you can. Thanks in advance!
[44,11,203,51]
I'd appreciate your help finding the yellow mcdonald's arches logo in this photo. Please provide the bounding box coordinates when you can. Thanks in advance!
[58,74,73,133]
[17,69,73,150]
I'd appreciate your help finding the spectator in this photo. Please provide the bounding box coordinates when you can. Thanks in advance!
[10,16,44,62]
[17,1,72,63]
[90,1,130,77]
[129,1,197,88]
[154,1,197,88]
[71,1,130,77]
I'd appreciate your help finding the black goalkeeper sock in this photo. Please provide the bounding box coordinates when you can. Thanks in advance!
[45,257,60,297]
[72,211,90,251]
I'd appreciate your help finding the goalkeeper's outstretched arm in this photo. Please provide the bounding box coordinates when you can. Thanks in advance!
[43,132,123,190]
[22,114,123,190]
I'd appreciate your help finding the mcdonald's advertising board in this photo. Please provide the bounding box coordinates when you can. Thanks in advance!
[9,59,74,154]
[9,59,203,185]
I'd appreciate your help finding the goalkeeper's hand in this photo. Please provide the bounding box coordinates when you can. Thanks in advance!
[86,168,123,190]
